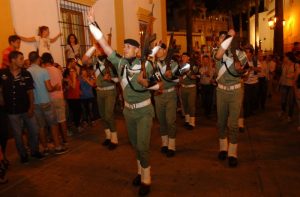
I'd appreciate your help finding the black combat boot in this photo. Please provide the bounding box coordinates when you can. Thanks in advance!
[132,175,141,186]
[218,151,228,160]
[139,183,150,196]
[228,156,238,167]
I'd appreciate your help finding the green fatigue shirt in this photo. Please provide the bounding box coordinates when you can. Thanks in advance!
[213,49,241,86]
[95,60,117,88]
[108,51,153,104]
[181,64,197,86]
[156,60,178,89]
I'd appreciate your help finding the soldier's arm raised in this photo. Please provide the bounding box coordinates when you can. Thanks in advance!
[87,8,113,56]
[214,29,235,60]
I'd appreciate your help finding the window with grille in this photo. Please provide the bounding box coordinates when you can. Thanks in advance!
[57,0,92,64]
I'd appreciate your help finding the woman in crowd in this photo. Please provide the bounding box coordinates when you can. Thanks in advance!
[65,34,81,60]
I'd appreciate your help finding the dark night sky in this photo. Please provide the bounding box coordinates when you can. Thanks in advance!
[167,0,265,32]
[204,0,219,12]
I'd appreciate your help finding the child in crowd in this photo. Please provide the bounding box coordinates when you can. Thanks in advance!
[80,67,96,126]
[17,26,61,55]
[64,59,82,133]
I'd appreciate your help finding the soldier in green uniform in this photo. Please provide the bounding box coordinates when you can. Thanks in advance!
[87,10,162,196]
[150,43,179,157]
[180,52,197,130]
[213,29,245,167]
[83,46,119,150]
[94,48,120,149]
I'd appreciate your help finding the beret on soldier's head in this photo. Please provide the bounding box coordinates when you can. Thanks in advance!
[244,44,254,53]
[160,43,167,49]
[182,52,190,57]
[286,50,300,63]
[219,31,228,37]
[124,39,140,48]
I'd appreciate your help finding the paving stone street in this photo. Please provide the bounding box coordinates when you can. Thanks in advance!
[1,95,300,197]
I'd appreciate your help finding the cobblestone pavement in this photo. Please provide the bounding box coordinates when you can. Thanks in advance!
[0,95,300,197]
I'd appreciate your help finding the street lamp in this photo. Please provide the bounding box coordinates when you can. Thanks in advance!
[268,17,286,29]
[268,18,275,29]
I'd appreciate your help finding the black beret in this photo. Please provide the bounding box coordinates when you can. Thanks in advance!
[124,39,140,47]
[160,43,167,49]
[182,52,190,57]
[286,51,300,63]
[244,44,254,53]
[219,31,228,37]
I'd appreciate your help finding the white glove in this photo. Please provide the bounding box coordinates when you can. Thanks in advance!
[89,23,103,41]
[220,36,233,50]
[149,46,161,57]
[111,77,119,83]
[85,46,96,57]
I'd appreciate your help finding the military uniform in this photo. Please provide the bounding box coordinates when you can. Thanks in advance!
[107,50,155,192]
[88,17,156,194]
[180,65,197,130]
[94,57,119,149]
[154,60,179,157]
[213,41,244,167]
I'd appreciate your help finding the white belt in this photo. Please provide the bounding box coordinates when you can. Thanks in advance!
[162,87,175,93]
[124,99,151,110]
[218,83,241,91]
[181,84,196,88]
[96,85,115,91]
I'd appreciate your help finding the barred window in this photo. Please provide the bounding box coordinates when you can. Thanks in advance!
[57,0,92,65]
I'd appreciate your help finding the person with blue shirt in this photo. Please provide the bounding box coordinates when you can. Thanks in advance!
[79,67,96,127]
[27,51,68,155]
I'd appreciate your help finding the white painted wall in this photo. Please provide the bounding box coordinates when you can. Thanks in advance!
[10,0,63,65]
[259,11,274,52]
[93,0,116,49]
[10,0,165,65]
[11,0,117,66]
[152,0,163,43]
[249,15,255,49]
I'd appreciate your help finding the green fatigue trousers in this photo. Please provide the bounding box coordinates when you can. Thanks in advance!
[181,86,196,117]
[216,87,243,144]
[97,89,116,131]
[154,91,177,138]
[123,104,154,168]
